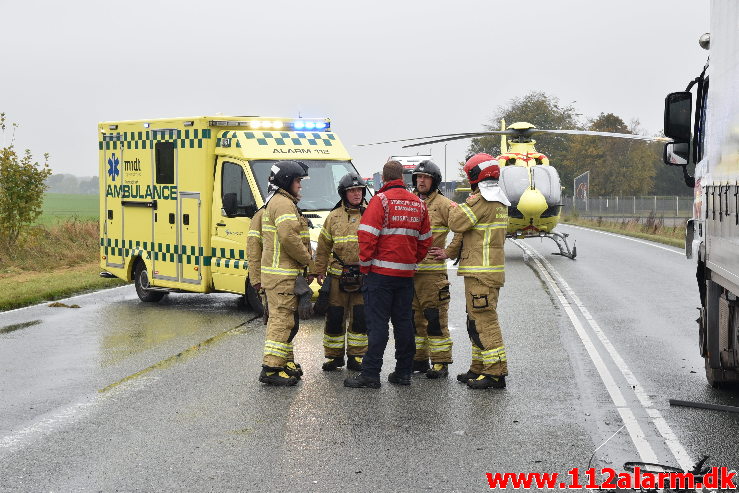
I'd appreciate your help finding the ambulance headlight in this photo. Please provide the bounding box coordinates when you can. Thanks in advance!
[294,121,305,130]
[271,121,283,129]
[315,122,327,130]
[304,122,315,130]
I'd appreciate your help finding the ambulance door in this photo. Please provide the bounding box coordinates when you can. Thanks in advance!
[152,141,180,282]
[179,192,202,285]
[210,159,255,293]
[103,135,124,268]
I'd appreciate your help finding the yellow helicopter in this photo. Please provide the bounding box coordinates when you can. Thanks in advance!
[361,120,669,260]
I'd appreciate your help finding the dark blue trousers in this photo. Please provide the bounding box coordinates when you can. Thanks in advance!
[361,272,415,378]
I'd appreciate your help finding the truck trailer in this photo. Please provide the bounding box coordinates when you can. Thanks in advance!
[662,0,739,386]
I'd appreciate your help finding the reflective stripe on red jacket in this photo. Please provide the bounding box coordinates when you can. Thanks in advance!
[358,179,432,277]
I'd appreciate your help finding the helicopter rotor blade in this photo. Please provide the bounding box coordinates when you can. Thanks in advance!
[357,130,513,147]
[531,128,672,142]
[399,131,516,148]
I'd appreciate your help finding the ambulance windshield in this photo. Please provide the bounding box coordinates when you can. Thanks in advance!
[250,160,358,211]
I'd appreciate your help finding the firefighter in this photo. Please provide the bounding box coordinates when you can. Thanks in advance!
[259,160,314,386]
[344,160,432,389]
[410,160,462,378]
[247,205,266,318]
[447,153,510,389]
[313,173,368,371]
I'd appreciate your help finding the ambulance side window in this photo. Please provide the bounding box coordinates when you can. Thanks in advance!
[222,162,257,217]
[155,142,175,184]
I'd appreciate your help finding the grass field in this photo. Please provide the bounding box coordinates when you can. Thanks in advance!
[37,193,98,225]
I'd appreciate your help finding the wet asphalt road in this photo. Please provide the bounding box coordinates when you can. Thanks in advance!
[1,224,738,492]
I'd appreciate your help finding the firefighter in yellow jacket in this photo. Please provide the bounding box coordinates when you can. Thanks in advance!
[447,153,510,389]
[313,173,368,371]
[259,161,314,386]
[246,205,267,317]
[410,161,462,379]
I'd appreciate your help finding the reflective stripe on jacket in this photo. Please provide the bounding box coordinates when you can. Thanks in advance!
[358,179,432,277]
[448,192,508,286]
[314,204,362,276]
[246,208,264,286]
[260,189,313,289]
[415,189,463,273]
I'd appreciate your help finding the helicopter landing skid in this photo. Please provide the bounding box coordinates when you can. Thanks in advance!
[548,231,577,260]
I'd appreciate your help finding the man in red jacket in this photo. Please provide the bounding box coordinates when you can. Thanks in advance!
[344,161,432,388]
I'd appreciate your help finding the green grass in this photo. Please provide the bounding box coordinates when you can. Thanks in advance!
[0,263,125,311]
[37,193,98,225]
[562,216,685,249]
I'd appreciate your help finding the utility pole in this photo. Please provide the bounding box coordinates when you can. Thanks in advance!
[444,144,448,195]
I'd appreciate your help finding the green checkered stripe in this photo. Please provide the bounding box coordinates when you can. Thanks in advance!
[211,247,248,270]
[217,130,337,147]
[101,238,212,266]
[99,129,213,151]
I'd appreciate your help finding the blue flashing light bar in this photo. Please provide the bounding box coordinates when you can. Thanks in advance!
[291,120,330,131]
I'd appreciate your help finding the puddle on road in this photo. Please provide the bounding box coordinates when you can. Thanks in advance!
[0,320,41,335]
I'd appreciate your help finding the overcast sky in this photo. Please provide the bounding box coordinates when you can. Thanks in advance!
[1,0,709,181]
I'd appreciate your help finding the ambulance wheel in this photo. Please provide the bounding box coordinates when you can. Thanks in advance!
[134,261,165,303]
[245,279,264,316]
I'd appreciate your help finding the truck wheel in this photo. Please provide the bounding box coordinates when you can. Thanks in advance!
[134,261,165,303]
[245,279,264,316]
[705,358,724,389]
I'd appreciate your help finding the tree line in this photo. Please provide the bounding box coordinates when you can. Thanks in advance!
[46,174,99,195]
[464,92,693,197]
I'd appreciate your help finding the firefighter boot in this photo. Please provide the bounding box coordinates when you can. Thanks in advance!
[343,373,381,389]
[456,370,480,383]
[467,374,506,389]
[426,363,449,379]
[285,361,303,379]
[347,355,363,371]
[259,366,298,386]
[322,357,345,371]
[412,359,430,373]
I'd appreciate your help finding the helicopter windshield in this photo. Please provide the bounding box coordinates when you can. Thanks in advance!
[250,159,359,211]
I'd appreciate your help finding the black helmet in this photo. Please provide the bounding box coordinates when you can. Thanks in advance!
[337,172,367,203]
[411,160,442,193]
[268,160,309,194]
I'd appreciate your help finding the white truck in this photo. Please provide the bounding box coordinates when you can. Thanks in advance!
[663,0,739,386]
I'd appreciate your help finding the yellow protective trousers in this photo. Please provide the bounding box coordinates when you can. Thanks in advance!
[262,278,299,368]
[464,277,507,376]
[412,272,453,364]
[323,275,367,358]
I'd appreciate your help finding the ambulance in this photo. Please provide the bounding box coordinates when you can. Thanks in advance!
[98,116,359,306]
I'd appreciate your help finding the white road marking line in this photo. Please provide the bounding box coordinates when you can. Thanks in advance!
[523,242,694,471]
[520,244,657,462]
[0,376,154,453]
[560,224,683,256]
[1,285,132,315]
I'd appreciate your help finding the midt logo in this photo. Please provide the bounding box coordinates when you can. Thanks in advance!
[106,184,178,200]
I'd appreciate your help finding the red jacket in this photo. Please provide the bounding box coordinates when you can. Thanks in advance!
[358,179,432,277]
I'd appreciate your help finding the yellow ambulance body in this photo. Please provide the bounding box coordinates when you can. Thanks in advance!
[99,116,355,303]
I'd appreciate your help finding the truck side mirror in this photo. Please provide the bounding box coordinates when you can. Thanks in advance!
[664,92,693,143]
[663,142,690,166]
[222,193,238,217]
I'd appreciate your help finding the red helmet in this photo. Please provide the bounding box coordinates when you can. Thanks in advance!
[464,153,500,185]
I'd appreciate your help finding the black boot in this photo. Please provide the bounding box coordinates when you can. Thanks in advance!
[412,359,430,373]
[388,371,411,386]
[259,366,298,386]
[467,374,506,389]
[322,357,345,371]
[456,370,480,383]
[426,363,449,379]
[284,361,303,378]
[346,355,363,371]
[343,373,381,389]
